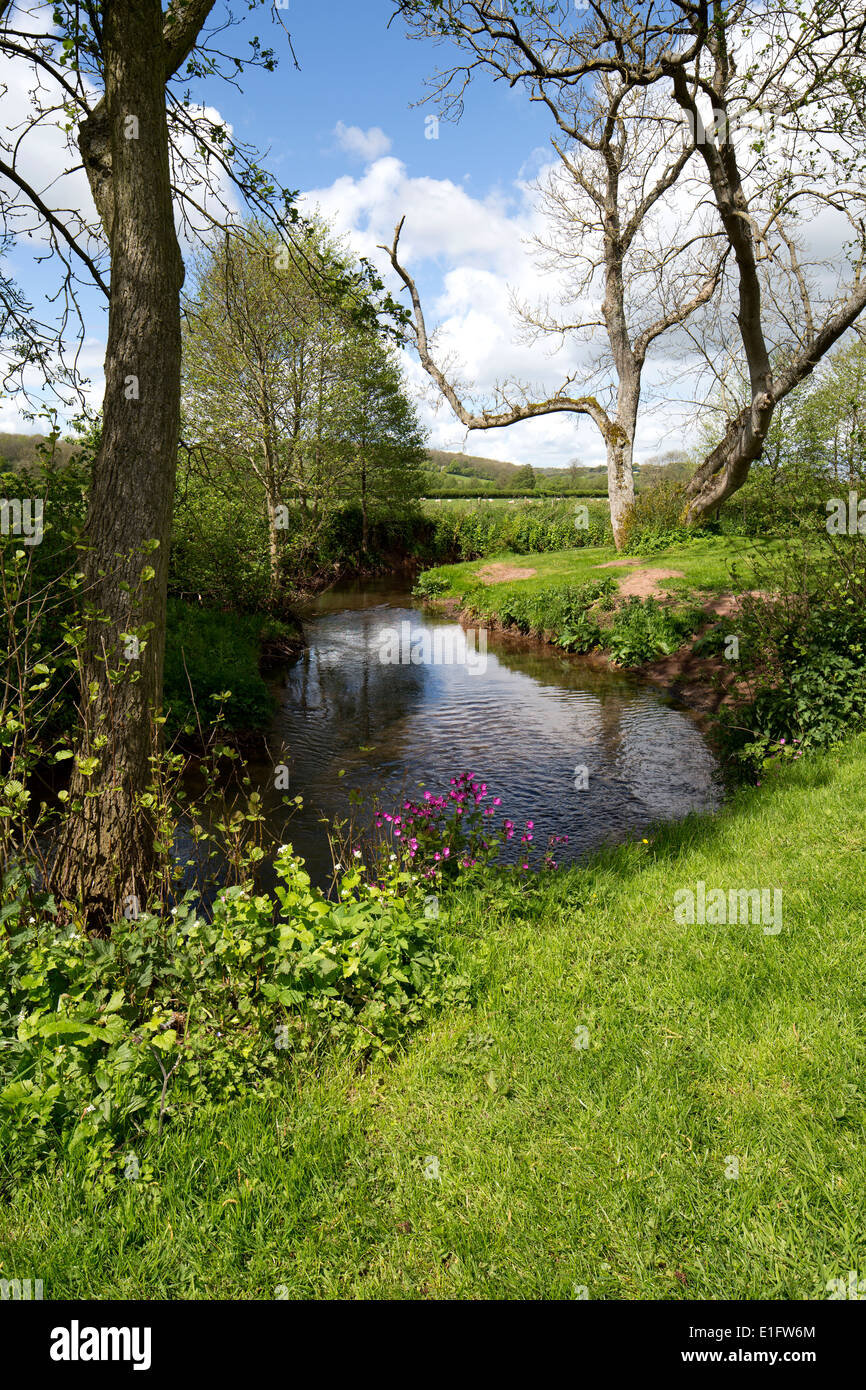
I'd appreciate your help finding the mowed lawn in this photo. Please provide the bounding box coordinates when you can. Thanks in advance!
[2,735,864,1299]
[426,535,780,603]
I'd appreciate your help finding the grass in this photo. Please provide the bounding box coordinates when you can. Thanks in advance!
[423,535,776,605]
[415,535,780,660]
[2,734,865,1299]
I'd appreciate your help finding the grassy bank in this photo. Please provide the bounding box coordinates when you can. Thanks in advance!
[2,734,864,1298]
[422,535,773,605]
[413,537,778,670]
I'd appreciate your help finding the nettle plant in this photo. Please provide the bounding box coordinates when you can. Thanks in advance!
[606,597,703,667]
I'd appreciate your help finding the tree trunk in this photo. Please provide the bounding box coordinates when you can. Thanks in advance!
[606,425,636,551]
[606,374,638,551]
[683,394,774,524]
[360,457,369,551]
[265,489,281,611]
[600,214,637,551]
[53,0,184,930]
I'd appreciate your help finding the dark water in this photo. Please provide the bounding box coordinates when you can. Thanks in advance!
[239,579,722,886]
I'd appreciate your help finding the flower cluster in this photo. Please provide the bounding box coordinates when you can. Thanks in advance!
[756,736,804,786]
[542,833,570,871]
[372,772,536,882]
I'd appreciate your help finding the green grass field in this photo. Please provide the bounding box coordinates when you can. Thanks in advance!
[3,734,864,1299]
[423,535,776,603]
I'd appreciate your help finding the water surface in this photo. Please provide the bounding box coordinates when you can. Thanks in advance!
[246,580,722,885]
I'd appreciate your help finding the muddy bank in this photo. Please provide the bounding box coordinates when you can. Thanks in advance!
[425,591,754,731]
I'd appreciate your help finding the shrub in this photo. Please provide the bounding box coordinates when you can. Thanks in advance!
[622,478,697,553]
[607,597,699,666]
[0,849,470,1187]
[462,577,616,644]
[720,596,866,770]
[705,519,866,771]
[413,570,451,599]
[422,500,612,564]
[558,609,602,653]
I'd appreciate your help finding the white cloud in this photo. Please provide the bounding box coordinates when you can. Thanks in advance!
[0,51,240,432]
[302,154,688,468]
[334,122,392,164]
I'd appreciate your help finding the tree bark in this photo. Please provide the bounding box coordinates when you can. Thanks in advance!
[265,488,282,610]
[52,0,184,930]
[605,403,637,552]
[360,456,369,551]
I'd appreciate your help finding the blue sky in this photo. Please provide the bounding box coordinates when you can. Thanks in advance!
[0,2,705,467]
[224,1,553,199]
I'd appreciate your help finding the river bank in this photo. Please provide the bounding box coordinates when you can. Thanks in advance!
[9,729,864,1298]
[412,537,773,735]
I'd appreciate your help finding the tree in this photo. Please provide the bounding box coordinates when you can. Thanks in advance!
[0,2,307,927]
[183,218,352,608]
[332,334,427,549]
[381,72,724,548]
[512,464,536,491]
[50,0,210,927]
[660,2,866,521]
[792,337,866,488]
[182,221,421,594]
[394,1,866,527]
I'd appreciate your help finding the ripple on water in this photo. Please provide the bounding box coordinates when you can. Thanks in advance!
[239,592,723,886]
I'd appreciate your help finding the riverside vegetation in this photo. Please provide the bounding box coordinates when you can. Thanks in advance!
[3,0,866,1309]
[3,304,866,1304]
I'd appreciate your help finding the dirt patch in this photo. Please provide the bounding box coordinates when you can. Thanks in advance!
[702,590,772,618]
[614,567,686,599]
[636,647,752,720]
[591,560,686,599]
[476,562,538,585]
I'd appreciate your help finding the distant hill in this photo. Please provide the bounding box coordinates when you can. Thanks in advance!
[425,448,695,497]
[0,432,76,469]
[425,448,608,494]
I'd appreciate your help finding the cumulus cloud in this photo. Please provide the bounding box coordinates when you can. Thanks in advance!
[302,153,694,468]
[334,122,392,164]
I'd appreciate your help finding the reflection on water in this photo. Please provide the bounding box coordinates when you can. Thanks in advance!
[240,579,722,887]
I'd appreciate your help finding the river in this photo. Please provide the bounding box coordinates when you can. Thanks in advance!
[236,579,722,888]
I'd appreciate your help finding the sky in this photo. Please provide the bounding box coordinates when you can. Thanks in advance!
[226,0,694,467]
[0,1,857,469]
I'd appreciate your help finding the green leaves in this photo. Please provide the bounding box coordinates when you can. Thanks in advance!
[607,597,696,667]
[1,843,469,1186]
